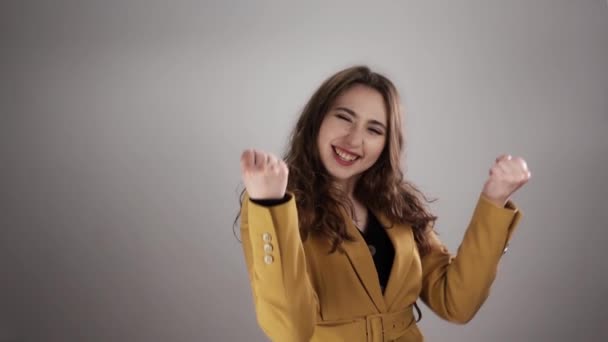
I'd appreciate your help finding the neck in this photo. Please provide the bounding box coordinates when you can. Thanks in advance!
[334,176,358,199]
[334,178,366,224]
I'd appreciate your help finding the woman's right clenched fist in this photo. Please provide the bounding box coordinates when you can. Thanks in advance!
[240,149,289,200]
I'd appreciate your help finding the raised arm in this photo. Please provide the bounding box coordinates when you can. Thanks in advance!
[239,149,319,341]
[420,154,530,323]
[420,194,521,323]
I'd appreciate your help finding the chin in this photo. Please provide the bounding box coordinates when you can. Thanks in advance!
[326,165,361,182]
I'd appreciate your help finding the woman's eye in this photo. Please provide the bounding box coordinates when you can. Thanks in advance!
[336,114,351,122]
[369,128,383,135]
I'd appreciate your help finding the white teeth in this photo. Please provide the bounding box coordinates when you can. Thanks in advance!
[334,147,358,161]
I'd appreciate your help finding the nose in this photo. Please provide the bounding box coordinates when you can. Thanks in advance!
[344,125,364,148]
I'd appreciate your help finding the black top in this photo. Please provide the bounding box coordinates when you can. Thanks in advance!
[355,210,395,294]
[249,195,395,293]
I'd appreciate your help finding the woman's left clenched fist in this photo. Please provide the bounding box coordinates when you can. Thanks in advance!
[481,154,531,207]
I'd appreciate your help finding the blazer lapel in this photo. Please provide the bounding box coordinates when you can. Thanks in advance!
[373,211,416,311]
[341,216,387,313]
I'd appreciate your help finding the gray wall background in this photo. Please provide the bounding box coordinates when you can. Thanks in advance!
[2,1,607,341]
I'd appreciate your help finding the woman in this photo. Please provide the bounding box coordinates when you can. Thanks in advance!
[237,66,531,341]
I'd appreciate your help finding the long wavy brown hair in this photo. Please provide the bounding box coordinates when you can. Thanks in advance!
[236,65,437,256]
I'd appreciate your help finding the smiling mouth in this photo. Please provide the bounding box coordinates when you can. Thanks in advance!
[332,146,360,162]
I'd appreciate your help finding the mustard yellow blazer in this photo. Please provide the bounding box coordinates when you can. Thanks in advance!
[240,192,521,341]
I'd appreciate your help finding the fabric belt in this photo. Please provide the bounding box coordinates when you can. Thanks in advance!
[365,307,416,342]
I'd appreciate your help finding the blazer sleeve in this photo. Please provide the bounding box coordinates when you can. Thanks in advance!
[419,194,523,324]
[240,191,319,342]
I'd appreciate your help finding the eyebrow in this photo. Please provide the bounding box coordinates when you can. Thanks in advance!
[335,106,387,130]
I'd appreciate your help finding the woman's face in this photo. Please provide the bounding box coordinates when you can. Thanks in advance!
[317,84,388,185]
